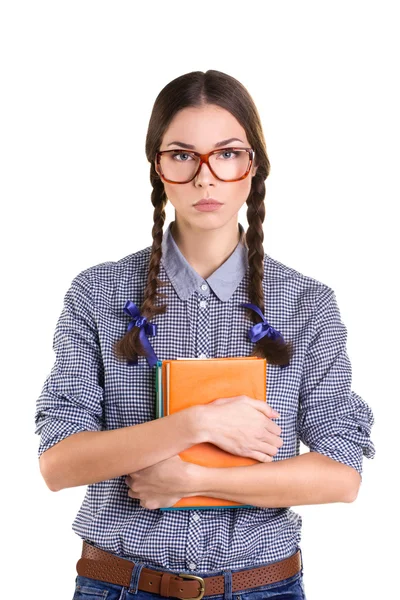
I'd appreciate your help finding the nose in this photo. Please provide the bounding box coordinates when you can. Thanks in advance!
[194,160,216,186]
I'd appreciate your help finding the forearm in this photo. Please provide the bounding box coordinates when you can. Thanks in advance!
[40,406,203,491]
[186,451,361,507]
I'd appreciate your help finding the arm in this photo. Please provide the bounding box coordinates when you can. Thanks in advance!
[294,286,375,481]
[40,405,203,492]
[184,451,361,508]
[35,270,205,492]
[175,286,373,509]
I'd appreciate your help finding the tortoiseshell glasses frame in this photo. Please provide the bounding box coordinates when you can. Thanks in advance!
[155,147,255,184]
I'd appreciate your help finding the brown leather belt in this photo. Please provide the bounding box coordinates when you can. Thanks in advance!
[76,541,302,599]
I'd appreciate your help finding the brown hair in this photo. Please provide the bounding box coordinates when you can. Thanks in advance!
[114,70,293,366]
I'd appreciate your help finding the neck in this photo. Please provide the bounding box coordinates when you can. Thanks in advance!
[170,216,243,280]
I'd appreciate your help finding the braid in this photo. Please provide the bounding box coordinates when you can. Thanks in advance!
[113,167,169,363]
[245,173,293,366]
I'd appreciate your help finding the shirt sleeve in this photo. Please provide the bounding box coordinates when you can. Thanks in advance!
[297,285,376,480]
[34,270,105,458]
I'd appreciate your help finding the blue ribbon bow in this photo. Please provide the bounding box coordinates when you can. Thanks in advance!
[239,302,284,343]
[123,300,159,367]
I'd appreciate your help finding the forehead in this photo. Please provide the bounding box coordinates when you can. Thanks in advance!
[161,104,248,148]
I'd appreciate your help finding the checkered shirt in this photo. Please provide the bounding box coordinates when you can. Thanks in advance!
[34,221,375,572]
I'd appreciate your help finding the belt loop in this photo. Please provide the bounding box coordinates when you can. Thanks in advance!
[223,569,232,600]
[128,561,145,595]
[298,546,304,574]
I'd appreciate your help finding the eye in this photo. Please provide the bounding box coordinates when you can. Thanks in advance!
[217,150,240,159]
[171,151,195,162]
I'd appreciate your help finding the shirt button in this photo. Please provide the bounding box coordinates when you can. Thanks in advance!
[200,283,208,291]
[199,300,207,308]
[189,562,197,570]
[192,513,201,521]
[198,353,207,359]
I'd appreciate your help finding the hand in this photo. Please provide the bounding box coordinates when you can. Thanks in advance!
[125,454,191,510]
[202,395,283,462]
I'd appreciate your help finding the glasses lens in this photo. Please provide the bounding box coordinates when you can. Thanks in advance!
[209,149,251,181]
[159,149,251,182]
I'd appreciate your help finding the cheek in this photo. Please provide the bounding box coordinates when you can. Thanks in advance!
[224,178,253,204]
[163,183,194,205]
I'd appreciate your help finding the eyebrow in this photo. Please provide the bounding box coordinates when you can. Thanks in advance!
[166,137,244,149]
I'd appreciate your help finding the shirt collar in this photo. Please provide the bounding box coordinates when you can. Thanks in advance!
[161,221,248,302]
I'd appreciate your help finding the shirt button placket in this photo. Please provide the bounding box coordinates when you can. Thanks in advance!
[186,511,202,571]
[185,284,209,570]
[196,283,210,359]
[186,282,210,571]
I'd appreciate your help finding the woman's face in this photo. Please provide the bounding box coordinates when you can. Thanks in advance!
[155,104,258,232]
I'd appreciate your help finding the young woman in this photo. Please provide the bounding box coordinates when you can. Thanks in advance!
[35,70,375,600]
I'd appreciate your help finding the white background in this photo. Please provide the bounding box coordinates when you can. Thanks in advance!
[1,1,397,599]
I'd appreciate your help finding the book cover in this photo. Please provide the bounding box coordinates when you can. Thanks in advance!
[155,356,267,510]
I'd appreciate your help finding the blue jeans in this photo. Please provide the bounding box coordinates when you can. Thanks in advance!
[72,547,307,599]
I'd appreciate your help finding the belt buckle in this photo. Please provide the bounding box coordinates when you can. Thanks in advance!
[178,573,205,600]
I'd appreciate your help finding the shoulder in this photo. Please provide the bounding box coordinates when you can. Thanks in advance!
[263,251,334,306]
[68,245,152,296]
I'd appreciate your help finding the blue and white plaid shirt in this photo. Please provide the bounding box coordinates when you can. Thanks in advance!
[34,221,375,572]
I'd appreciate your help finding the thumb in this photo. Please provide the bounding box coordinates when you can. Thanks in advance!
[210,397,232,405]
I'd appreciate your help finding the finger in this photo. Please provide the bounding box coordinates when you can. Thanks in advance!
[248,398,280,419]
[264,403,281,418]
[266,420,282,436]
[262,429,284,447]
[251,443,279,460]
[250,452,274,463]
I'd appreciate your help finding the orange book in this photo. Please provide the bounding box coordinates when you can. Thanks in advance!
[155,356,267,510]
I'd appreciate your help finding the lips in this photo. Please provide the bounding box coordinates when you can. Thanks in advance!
[194,199,222,206]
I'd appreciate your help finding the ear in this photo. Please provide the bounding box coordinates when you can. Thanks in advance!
[154,162,163,180]
[252,163,258,177]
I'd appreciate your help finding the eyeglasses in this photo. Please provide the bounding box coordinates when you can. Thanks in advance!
[155,147,255,184]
